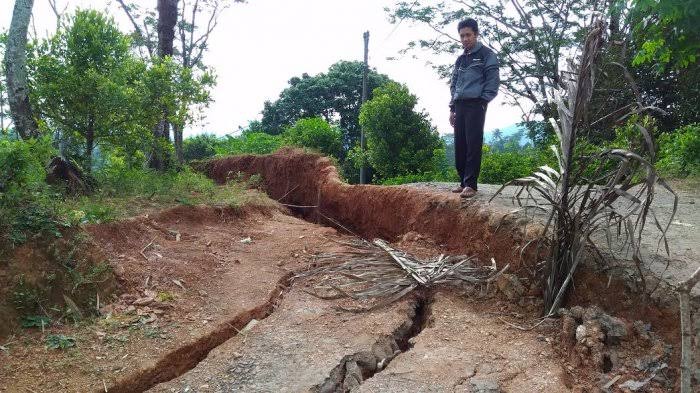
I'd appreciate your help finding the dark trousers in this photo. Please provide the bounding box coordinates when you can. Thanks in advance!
[454,99,487,190]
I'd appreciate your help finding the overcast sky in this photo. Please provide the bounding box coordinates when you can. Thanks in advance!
[1,0,525,138]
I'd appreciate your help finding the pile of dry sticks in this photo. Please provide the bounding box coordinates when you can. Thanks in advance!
[297,238,508,312]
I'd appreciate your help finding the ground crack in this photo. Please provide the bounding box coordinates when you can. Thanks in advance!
[105,272,295,393]
[312,291,434,393]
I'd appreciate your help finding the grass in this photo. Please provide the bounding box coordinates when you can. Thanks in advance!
[62,166,269,224]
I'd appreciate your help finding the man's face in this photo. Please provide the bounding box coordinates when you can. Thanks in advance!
[459,27,478,51]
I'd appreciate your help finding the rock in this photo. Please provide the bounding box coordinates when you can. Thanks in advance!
[343,360,363,389]
[495,274,525,301]
[469,376,500,393]
[597,314,628,345]
[633,320,651,342]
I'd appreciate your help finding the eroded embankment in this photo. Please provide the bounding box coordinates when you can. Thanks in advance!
[201,148,533,271]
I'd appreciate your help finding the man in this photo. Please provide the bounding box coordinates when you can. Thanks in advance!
[449,18,500,198]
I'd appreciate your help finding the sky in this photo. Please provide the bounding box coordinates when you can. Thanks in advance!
[0,0,526,138]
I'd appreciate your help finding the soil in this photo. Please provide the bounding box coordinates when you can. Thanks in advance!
[1,149,696,392]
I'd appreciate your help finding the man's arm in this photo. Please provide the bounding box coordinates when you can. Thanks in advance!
[480,51,500,102]
[449,56,460,112]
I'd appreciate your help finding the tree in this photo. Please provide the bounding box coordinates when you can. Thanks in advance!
[261,61,392,150]
[631,0,700,70]
[149,0,179,170]
[4,0,39,140]
[29,10,155,170]
[358,82,442,180]
[117,0,234,164]
[282,117,343,159]
[386,0,601,141]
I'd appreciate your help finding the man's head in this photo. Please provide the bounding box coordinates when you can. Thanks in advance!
[457,19,479,51]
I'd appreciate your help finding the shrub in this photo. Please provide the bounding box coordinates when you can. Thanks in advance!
[656,124,700,177]
[0,138,65,247]
[282,117,343,159]
[479,145,548,184]
[215,132,284,156]
[183,133,219,161]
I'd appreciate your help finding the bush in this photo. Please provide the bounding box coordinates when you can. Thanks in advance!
[281,117,343,159]
[0,138,65,248]
[479,145,548,184]
[183,133,219,161]
[656,124,700,177]
[215,132,284,156]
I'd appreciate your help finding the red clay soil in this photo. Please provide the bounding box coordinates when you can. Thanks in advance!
[203,148,532,273]
[0,202,343,392]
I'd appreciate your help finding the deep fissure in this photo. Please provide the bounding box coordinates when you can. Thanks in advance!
[312,291,434,393]
[105,272,295,393]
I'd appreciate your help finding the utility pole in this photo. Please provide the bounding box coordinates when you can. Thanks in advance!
[360,31,369,184]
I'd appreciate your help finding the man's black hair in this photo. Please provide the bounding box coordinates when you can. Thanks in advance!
[457,19,478,35]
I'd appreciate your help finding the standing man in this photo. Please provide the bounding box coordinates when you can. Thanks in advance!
[449,18,500,198]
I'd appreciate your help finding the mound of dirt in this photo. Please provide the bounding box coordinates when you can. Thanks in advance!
[202,148,533,273]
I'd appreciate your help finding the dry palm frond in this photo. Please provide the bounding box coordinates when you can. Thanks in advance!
[491,20,677,317]
[297,239,506,312]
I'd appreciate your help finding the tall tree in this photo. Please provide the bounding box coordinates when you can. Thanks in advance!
[4,0,39,140]
[117,0,234,164]
[358,82,442,180]
[149,0,179,170]
[29,10,155,170]
[261,61,392,150]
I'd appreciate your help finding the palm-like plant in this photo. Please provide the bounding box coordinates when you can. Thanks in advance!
[492,20,678,316]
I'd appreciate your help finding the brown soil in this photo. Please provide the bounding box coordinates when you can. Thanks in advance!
[0,202,340,392]
[1,149,694,392]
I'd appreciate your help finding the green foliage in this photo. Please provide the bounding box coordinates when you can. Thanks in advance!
[215,132,283,156]
[657,124,700,177]
[480,145,547,184]
[21,315,52,329]
[281,117,343,159]
[358,82,442,181]
[0,138,65,247]
[45,334,76,350]
[11,275,48,314]
[183,133,218,161]
[631,0,700,70]
[261,61,392,147]
[29,9,154,170]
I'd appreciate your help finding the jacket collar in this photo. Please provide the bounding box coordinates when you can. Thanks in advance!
[464,41,483,56]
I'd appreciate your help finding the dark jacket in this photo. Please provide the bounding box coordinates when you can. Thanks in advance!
[449,42,500,111]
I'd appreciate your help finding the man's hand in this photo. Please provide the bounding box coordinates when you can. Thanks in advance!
[449,112,456,127]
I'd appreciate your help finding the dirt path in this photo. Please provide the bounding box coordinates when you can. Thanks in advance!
[0,205,341,392]
[358,290,570,393]
[2,150,694,392]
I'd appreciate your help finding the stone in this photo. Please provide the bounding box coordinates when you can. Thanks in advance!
[495,274,525,301]
[469,376,500,393]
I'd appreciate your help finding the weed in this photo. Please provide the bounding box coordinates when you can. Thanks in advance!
[21,315,51,329]
[156,291,175,302]
[45,334,76,350]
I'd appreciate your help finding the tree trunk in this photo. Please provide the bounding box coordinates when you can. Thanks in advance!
[4,0,39,140]
[173,123,184,165]
[149,0,179,171]
[158,0,178,58]
[85,117,95,172]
